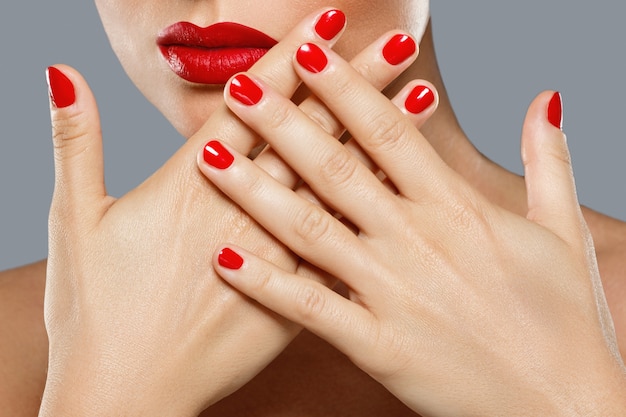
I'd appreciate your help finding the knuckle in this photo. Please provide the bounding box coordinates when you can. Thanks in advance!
[292,204,332,245]
[399,221,448,273]
[265,102,296,131]
[249,265,274,295]
[317,148,358,190]
[328,73,360,109]
[51,111,90,150]
[443,189,492,238]
[293,284,326,321]
[236,166,267,200]
[304,103,342,138]
[546,139,573,168]
[366,113,410,152]
[352,60,384,88]
[226,206,257,240]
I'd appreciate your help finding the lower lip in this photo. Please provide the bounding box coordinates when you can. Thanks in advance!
[159,45,271,85]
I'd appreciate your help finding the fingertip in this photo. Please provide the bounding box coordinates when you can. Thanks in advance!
[46,66,76,109]
[382,32,418,66]
[295,42,329,74]
[45,65,94,112]
[547,91,563,131]
[226,72,265,107]
[313,8,347,41]
[217,247,245,270]
[213,245,249,290]
[392,80,439,126]
[202,140,236,170]
[522,91,582,238]
[404,81,438,115]
[47,64,107,218]
[521,90,566,164]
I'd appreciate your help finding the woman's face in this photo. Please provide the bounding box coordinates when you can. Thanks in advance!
[94,0,429,138]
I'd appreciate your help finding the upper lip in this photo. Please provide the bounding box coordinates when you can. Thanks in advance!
[157,21,278,49]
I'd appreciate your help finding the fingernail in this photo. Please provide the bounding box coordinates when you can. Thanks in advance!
[405,85,435,114]
[548,92,563,130]
[296,43,328,73]
[314,9,346,40]
[382,34,416,66]
[46,67,75,108]
[204,140,234,169]
[230,74,263,106]
[218,248,244,270]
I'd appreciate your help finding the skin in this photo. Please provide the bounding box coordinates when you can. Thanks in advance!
[42,7,431,416]
[200,49,626,414]
[0,1,625,416]
[94,0,429,138]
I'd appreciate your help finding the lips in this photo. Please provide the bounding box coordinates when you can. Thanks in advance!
[157,22,278,85]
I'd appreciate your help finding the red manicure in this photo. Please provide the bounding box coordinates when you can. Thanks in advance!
[46,67,75,108]
[218,248,244,270]
[296,43,328,73]
[405,85,435,114]
[382,34,417,66]
[314,9,346,40]
[547,92,563,130]
[230,74,263,106]
[204,140,234,169]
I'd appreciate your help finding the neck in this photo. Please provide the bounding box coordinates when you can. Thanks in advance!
[395,20,529,216]
[405,21,626,252]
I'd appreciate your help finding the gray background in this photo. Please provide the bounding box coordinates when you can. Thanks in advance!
[1,2,624,270]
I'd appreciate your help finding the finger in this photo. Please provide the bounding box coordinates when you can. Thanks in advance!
[292,38,453,201]
[253,29,422,184]
[391,80,439,123]
[253,80,439,222]
[213,245,374,356]
[198,140,376,290]
[47,65,108,225]
[339,80,439,187]
[180,8,346,159]
[521,91,585,240]
[223,73,395,234]
[342,80,439,178]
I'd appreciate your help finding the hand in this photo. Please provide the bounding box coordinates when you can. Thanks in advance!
[41,9,424,416]
[199,41,626,416]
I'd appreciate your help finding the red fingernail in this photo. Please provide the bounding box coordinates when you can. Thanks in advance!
[218,248,244,270]
[230,74,263,106]
[548,92,563,130]
[204,140,234,169]
[46,67,75,108]
[382,34,416,66]
[314,9,346,40]
[296,43,328,73]
[405,85,435,114]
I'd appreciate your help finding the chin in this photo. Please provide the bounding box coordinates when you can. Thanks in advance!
[151,87,226,140]
[169,112,209,140]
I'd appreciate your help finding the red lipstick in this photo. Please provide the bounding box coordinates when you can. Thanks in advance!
[157,22,278,85]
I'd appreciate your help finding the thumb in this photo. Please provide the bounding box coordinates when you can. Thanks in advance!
[521,91,585,241]
[47,65,108,225]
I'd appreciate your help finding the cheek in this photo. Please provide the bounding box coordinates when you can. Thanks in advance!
[94,0,156,59]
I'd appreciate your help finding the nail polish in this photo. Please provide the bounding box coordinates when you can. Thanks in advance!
[548,92,563,130]
[218,248,244,270]
[314,9,346,40]
[204,140,234,169]
[230,74,263,106]
[296,43,328,73]
[382,34,416,66]
[405,85,435,114]
[46,67,75,108]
